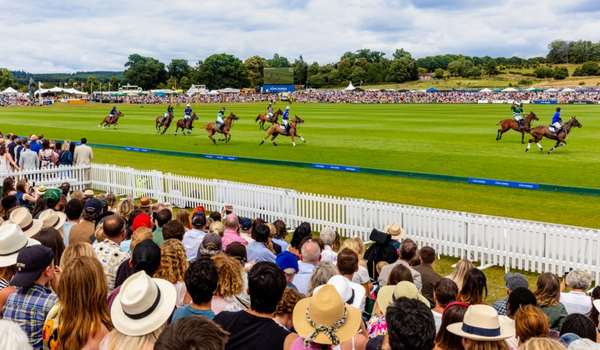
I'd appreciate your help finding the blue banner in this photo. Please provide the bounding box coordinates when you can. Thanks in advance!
[261,84,295,93]
[468,178,540,190]
[532,99,558,104]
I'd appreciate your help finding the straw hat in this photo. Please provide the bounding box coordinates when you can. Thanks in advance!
[0,223,40,267]
[35,185,47,196]
[38,209,67,230]
[385,224,405,240]
[9,207,43,238]
[139,197,152,209]
[447,304,515,341]
[293,285,362,345]
[83,189,94,198]
[111,271,177,336]
[375,281,429,314]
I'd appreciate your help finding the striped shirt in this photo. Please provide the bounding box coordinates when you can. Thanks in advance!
[3,284,58,350]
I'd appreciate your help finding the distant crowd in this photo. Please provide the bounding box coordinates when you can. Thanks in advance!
[4,88,600,107]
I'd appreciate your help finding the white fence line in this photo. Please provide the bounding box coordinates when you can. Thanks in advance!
[0,164,90,191]
[3,163,600,283]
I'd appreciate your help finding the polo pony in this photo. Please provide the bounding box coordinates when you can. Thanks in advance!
[526,116,582,153]
[175,113,199,136]
[496,112,539,144]
[255,108,283,130]
[100,111,124,128]
[155,112,174,135]
[205,113,239,144]
[259,115,306,147]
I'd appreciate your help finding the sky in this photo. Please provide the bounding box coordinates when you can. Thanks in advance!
[2,0,600,73]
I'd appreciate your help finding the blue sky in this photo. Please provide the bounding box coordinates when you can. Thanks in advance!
[1,0,600,73]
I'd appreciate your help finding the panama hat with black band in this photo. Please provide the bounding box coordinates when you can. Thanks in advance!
[0,223,40,268]
[111,270,177,336]
[447,304,515,341]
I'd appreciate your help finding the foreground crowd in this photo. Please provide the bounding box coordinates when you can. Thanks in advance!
[0,185,599,350]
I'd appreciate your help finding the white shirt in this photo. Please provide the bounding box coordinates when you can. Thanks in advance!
[560,291,592,315]
[432,310,442,334]
[321,245,338,264]
[352,265,370,285]
[182,228,206,261]
[292,261,316,295]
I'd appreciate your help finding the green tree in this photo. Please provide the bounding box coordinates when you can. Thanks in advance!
[387,57,418,83]
[196,53,248,89]
[553,67,569,80]
[483,61,499,75]
[166,76,178,89]
[433,68,446,79]
[167,59,192,82]
[392,48,412,60]
[124,54,168,90]
[110,76,120,90]
[86,76,97,93]
[447,58,474,77]
[293,56,308,85]
[573,61,600,76]
[547,40,569,63]
[244,56,267,87]
[179,76,192,90]
[0,68,16,89]
[268,53,290,68]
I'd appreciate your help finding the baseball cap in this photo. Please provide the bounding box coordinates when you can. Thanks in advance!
[43,188,62,203]
[132,213,153,232]
[504,272,528,290]
[276,251,299,273]
[84,198,103,214]
[11,245,54,288]
[191,212,206,227]
[239,217,252,231]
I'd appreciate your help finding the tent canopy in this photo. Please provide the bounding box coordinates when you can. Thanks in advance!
[426,87,438,93]
[35,87,87,96]
[560,88,575,93]
[501,87,518,92]
[545,88,559,92]
[218,87,240,93]
[1,87,18,95]
[344,82,356,91]
[479,88,492,93]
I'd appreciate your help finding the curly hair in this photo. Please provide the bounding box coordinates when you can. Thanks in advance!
[274,288,304,317]
[212,253,244,297]
[154,239,188,284]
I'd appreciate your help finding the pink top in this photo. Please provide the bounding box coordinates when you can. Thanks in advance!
[222,229,248,249]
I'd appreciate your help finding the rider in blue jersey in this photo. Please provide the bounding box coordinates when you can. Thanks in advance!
[109,106,119,123]
[282,106,290,133]
[183,104,193,127]
[551,107,562,134]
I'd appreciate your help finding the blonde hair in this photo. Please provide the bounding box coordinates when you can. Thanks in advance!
[340,238,365,258]
[209,221,225,236]
[154,240,188,284]
[514,305,549,344]
[518,337,566,350]
[266,223,277,237]
[447,259,475,290]
[59,242,96,271]
[106,326,164,350]
[131,227,153,252]
[116,199,134,219]
[57,256,112,350]
[212,253,244,297]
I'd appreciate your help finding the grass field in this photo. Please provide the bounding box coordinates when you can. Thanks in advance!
[1,102,600,228]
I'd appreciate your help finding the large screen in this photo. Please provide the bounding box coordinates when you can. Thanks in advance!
[264,67,294,85]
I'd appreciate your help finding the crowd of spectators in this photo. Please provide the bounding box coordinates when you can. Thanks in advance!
[0,134,93,173]
[4,88,600,107]
[0,180,599,350]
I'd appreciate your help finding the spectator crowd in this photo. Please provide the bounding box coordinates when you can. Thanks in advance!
[0,176,599,350]
[4,88,600,107]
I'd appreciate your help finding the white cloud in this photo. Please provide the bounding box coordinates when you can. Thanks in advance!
[1,0,600,72]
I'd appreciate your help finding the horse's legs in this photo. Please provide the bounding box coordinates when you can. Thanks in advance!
[271,134,278,146]
[209,130,216,144]
[520,131,525,144]
[291,135,296,147]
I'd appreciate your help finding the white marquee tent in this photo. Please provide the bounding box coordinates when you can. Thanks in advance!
[344,82,356,91]
[479,88,492,93]
[34,87,88,96]
[1,87,19,95]
[501,87,518,92]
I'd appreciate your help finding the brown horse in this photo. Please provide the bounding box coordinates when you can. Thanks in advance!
[205,113,239,144]
[174,113,199,136]
[100,111,123,128]
[259,115,305,147]
[155,112,174,135]
[526,116,582,153]
[255,109,283,130]
[496,112,539,144]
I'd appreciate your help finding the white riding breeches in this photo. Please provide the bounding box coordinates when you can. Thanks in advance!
[513,114,523,121]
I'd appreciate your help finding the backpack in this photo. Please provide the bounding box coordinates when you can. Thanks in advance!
[364,228,398,280]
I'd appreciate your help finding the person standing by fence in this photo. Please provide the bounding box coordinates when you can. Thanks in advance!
[73,138,93,166]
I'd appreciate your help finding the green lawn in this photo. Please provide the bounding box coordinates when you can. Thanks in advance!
[2,102,600,228]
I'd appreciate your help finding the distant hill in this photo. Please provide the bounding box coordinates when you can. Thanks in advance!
[11,70,124,84]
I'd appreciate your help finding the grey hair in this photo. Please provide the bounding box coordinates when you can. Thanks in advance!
[319,227,337,246]
[307,262,338,296]
[301,240,321,263]
[565,269,592,290]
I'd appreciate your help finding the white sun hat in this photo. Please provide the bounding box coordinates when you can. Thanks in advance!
[39,209,67,231]
[447,304,515,341]
[111,271,177,336]
[9,207,43,238]
[0,223,40,267]
[314,275,365,310]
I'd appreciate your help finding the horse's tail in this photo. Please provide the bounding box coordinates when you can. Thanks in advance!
[255,114,260,122]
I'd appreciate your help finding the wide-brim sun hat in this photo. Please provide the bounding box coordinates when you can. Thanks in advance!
[0,222,40,267]
[393,281,430,308]
[293,284,362,345]
[447,304,515,341]
[38,209,67,230]
[111,271,177,336]
[313,275,365,310]
[9,207,43,238]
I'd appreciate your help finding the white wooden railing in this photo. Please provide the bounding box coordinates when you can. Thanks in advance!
[3,163,600,283]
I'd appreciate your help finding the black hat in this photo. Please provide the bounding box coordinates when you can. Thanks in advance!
[239,217,252,231]
[191,212,206,227]
[84,198,103,214]
[11,245,54,287]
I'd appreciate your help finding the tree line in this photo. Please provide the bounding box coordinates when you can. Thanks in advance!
[3,40,600,91]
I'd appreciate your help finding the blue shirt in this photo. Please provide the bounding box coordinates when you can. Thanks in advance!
[247,241,276,263]
[30,141,41,154]
[171,305,215,323]
[3,284,58,350]
[272,238,289,252]
[282,110,289,120]
[552,111,561,124]
[185,107,192,115]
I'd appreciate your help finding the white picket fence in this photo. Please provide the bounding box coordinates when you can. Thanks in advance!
[3,163,600,283]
